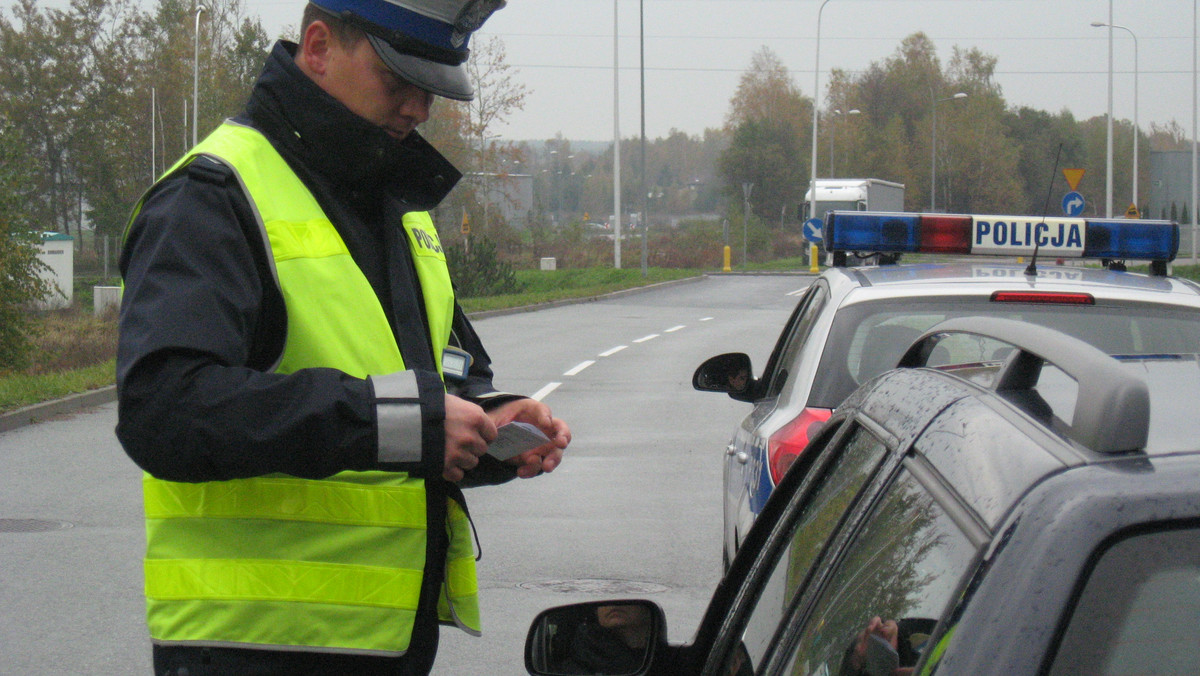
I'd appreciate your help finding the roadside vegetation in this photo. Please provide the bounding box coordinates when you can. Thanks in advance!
[0,245,716,414]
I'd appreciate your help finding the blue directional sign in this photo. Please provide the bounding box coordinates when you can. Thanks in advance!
[803,218,824,243]
[1062,191,1086,217]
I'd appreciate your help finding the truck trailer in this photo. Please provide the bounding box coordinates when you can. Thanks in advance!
[803,178,905,222]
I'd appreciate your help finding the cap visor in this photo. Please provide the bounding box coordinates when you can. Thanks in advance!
[367,34,474,101]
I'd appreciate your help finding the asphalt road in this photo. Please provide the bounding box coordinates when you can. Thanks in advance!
[0,273,813,675]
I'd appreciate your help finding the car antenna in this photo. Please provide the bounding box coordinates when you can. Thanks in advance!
[1026,143,1064,277]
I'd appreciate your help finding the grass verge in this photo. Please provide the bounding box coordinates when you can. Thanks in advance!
[1,267,706,413]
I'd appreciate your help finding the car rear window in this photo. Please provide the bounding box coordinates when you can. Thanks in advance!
[807,299,1200,409]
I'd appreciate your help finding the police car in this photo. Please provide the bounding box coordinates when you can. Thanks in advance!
[524,318,1200,675]
[691,211,1200,568]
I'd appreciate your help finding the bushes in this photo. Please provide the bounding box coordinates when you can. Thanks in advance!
[444,237,522,298]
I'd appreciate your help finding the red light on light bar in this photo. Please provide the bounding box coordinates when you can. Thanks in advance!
[990,291,1095,305]
[919,215,972,253]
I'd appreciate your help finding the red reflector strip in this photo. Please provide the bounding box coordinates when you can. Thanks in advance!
[990,291,1095,305]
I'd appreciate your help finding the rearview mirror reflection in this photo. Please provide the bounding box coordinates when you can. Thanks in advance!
[525,600,666,675]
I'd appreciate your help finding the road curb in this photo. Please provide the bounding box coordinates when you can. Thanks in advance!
[1,274,723,434]
[0,385,118,434]
[465,273,708,319]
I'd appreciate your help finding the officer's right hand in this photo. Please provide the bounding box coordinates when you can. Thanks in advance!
[443,394,497,482]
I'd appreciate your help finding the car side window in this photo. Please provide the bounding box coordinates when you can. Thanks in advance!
[763,283,830,399]
[1049,527,1200,675]
[727,423,888,674]
[775,467,977,676]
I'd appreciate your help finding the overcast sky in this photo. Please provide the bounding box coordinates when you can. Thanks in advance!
[126,0,1200,143]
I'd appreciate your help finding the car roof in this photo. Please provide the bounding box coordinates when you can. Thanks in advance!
[822,260,1200,307]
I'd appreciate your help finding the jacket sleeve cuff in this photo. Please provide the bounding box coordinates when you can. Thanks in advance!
[370,370,445,475]
[470,390,527,412]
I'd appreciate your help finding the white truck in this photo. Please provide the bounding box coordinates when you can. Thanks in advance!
[803,178,905,223]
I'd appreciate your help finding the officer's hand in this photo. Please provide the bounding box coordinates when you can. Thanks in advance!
[443,394,496,482]
[488,399,571,478]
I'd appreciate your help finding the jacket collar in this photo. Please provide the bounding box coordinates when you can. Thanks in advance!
[243,41,460,210]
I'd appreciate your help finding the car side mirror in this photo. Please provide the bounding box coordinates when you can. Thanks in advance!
[525,600,667,675]
[693,352,756,402]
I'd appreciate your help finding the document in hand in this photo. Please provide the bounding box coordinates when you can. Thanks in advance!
[487,422,552,461]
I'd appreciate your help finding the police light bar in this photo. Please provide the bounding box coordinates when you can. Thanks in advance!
[825,211,1179,262]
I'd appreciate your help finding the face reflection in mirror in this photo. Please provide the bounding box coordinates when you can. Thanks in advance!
[727,367,750,393]
[596,604,652,648]
[534,602,656,676]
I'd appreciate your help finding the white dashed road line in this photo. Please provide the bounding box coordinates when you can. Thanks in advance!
[538,316,714,401]
[531,382,561,401]
[563,360,596,377]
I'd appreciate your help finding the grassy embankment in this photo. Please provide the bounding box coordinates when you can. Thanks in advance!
[0,266,702,414]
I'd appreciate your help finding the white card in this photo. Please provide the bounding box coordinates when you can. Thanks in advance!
[487,422,551,461]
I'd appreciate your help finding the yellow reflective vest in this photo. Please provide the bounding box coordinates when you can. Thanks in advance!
[132,121,480,656]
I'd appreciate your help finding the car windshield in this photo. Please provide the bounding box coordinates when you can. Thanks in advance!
[808,298,1200,411]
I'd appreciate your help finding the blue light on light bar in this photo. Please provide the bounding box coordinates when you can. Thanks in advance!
[827,212,922,252]
[1083,219,1180,261]
[825,211,1179,262]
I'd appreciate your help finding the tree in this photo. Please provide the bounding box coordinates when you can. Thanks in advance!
[719,46,809,226]
[719,118,805,226]
[436,36,528,241]
[0,120,53,369]
[0,0,92,236]
[726,46,808,133]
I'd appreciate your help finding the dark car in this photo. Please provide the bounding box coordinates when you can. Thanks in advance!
[526,317,1200,675]
[693,211,1198,568]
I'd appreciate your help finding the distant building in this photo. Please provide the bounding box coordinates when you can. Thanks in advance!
[469,172,533,225]
[1148,150,1194,221]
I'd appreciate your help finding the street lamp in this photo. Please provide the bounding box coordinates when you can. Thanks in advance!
[809,0,834,225]
[612,0,622,269]
[1092,20,1139,213]
[930,92,967,212]
[193,5,206,147]
[829,108,860,175]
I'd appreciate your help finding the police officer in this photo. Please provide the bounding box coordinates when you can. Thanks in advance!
[116,1,570,673]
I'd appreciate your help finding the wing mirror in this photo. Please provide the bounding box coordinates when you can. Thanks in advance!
[693,352,756,402]
[524,600,667,675]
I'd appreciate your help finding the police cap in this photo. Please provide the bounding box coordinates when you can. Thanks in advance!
[309,0,505,101]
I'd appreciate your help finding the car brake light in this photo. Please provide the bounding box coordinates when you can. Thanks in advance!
[990,291,1095,305]
[768,407,833,485]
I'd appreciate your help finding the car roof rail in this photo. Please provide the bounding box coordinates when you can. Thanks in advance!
[897,316,1149,454]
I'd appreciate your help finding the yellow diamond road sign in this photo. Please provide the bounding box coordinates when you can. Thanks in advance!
[1063,168,1085,191]
[1125,203,1140,219]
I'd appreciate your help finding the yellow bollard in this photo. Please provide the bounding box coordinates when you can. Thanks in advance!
[809,244,820,274]
[723,245,732,272]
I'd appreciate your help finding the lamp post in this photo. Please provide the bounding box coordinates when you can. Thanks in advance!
[808,0,834,225]
[930,92,967,212]
[1092,20,1139,213]
[829,108,860,175]
[193,5,205,147]
[639,0,648,276]
[612,0,621,268]
[1101,1,1114,218]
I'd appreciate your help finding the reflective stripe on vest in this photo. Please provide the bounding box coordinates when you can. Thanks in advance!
[132,122,479,655]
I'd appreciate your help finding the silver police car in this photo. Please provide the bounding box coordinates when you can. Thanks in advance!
[693,211,1200,568]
